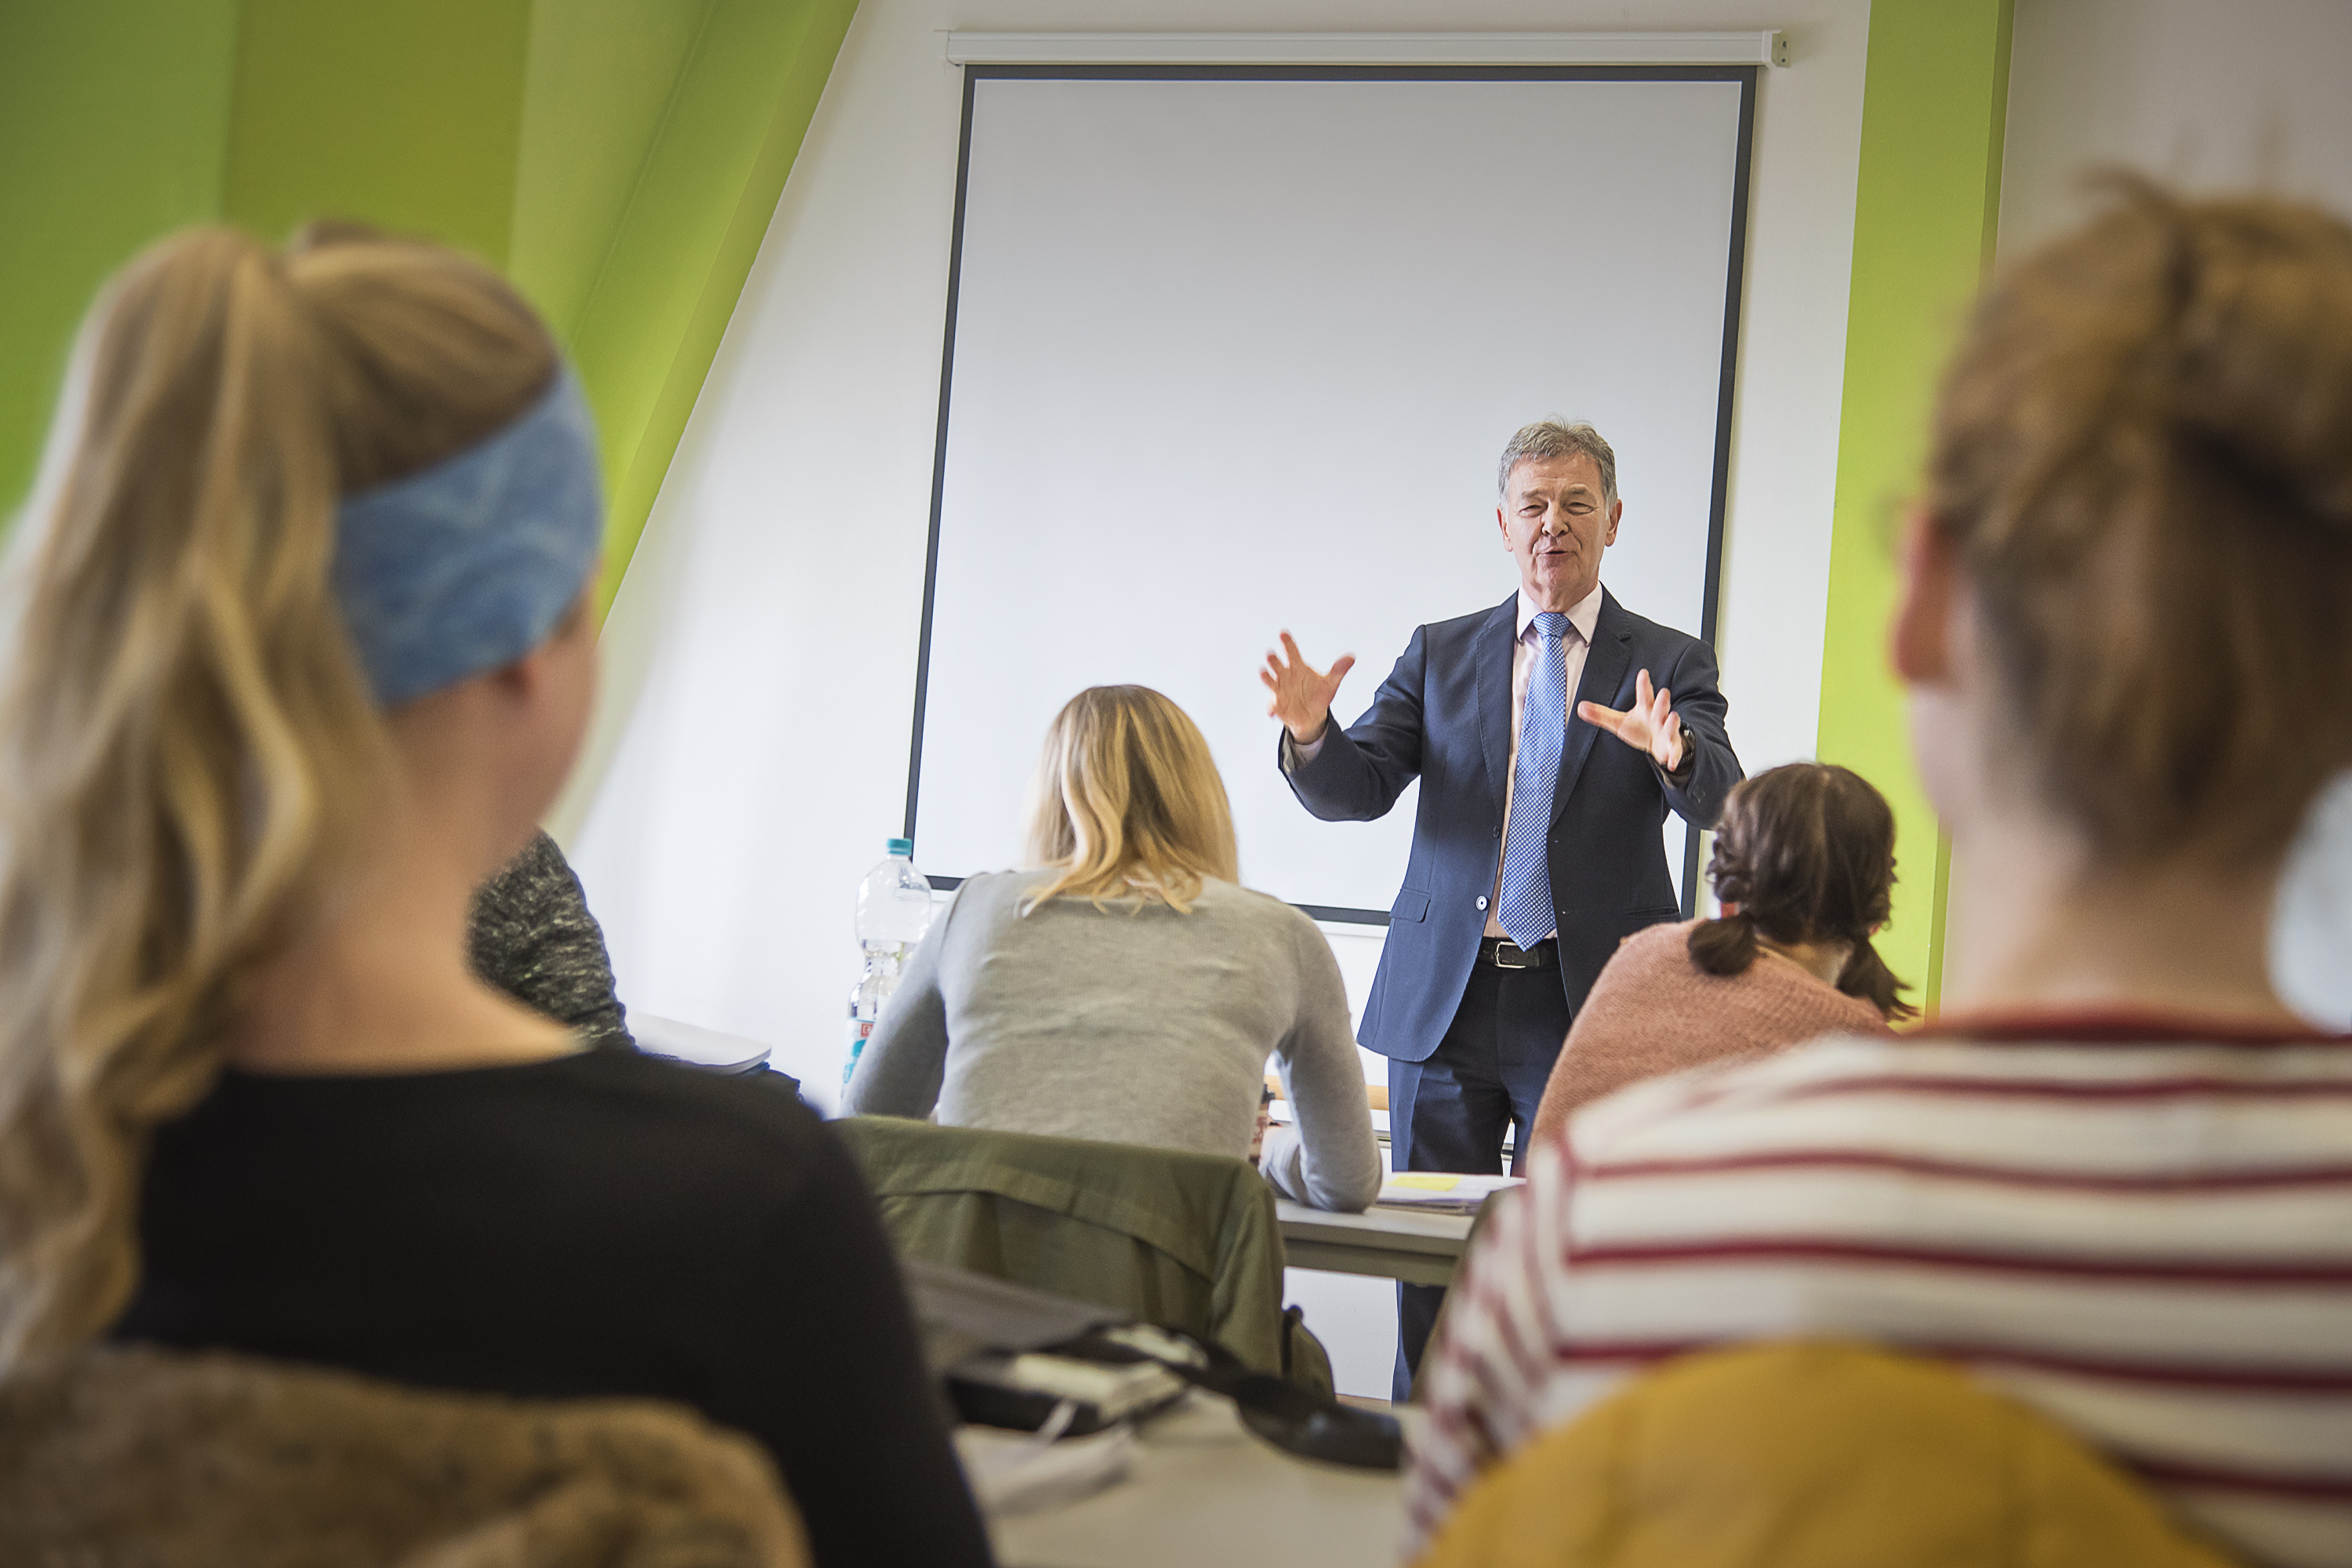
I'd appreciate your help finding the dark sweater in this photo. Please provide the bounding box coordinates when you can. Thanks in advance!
[113,1050,992,1568]
[466,830,632,1050]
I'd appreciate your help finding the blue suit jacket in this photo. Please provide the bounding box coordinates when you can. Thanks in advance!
[1281,590,1742,1065]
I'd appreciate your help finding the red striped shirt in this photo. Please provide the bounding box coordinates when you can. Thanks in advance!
[1406,1014,2352,1568]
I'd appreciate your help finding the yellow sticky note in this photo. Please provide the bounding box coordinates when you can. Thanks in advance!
[1388,1174,1461,1192]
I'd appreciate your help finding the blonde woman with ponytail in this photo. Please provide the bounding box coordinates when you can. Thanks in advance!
[0,227,988,1568]
[844,686,1381,1213]
[1526,763,1909,1143]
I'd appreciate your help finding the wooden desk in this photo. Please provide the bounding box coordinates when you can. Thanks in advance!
[982,1392,1402,1568]
[1276,1200,1475,1288]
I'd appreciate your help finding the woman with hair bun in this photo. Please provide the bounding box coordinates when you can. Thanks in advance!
[1526,762,1911,1146]
[1410,180,2352,1568]
[0,227,989,1566]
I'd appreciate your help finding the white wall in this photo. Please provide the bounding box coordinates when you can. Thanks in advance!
[560,0,1875,1109]
[2000,0,2352,252]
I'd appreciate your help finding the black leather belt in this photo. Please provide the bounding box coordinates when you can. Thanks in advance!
[1479,936,1555,971]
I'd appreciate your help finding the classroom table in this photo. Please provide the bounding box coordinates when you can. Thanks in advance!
[1274,1199,1476,1288]
[978,1391,1404,1568]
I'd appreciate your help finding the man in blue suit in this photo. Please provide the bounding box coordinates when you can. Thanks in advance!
[1264,419,1741,1398]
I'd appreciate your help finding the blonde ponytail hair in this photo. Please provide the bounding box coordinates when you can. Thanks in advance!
[0,225,557,1370]
[1022,686,1240,913]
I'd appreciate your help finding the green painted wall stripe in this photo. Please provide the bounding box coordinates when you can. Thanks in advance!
[0,1,239,519]
[1817,0,2015,1014]
[223,0,534,267]
[566,0,861,619]
[1980,1,2016,278]
[0,0,858,625]
[508,0,713,342]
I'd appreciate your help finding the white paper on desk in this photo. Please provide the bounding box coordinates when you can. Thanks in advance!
[956,1421,1134,1516]
[1376,1174,1523,1212]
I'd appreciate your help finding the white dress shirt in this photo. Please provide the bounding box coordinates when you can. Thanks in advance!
[1289,583,1603,943]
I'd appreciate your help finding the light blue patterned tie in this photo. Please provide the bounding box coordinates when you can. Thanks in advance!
[1497,612,1571,950]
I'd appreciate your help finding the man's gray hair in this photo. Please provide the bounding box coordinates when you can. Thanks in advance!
[1497,419,1617,504]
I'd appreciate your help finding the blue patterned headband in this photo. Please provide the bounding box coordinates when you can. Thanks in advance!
[332,371,603,707]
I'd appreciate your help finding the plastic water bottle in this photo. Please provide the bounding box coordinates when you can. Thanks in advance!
[844,837,935,1089]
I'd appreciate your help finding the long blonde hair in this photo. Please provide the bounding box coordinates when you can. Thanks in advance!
[0,226,557,1370]
[1022,686,1239,913]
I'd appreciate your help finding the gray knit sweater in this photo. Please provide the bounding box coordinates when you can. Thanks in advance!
[466,831,631,1051]
[840,871,1381,1213]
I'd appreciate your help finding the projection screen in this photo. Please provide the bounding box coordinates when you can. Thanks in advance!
[907,64,1755,921]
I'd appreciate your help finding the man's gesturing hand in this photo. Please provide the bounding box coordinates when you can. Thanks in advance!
[1261,632,1356,746]
[1577,668,1688,774]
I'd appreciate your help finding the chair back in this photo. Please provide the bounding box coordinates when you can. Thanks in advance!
[1416,1341,2238,1568]
[0,1345,807,1568]
[833,1115,1328,1393]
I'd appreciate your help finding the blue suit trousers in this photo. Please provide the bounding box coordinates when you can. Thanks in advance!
[1388,952,1570,1401]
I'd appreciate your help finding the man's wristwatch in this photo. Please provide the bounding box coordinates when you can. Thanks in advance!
[1665,722,1697,780]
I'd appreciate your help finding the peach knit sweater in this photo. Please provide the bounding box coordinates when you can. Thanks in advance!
[1530,920,1894,1146]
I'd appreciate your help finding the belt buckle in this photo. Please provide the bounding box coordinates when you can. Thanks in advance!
[1493,942,1536,971]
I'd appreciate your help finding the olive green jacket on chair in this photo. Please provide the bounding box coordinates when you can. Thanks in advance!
[833,1116,1331,1397]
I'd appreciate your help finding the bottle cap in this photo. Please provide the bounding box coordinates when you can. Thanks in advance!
[887,837,914,857]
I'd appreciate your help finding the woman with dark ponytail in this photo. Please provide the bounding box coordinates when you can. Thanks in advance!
[1528,763,1911,1144]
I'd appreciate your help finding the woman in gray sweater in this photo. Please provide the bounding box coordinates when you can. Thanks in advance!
[842,686,1381,1213]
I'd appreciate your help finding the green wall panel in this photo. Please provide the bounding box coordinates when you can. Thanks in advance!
[0,0,857,612]
[1817,0,2016,1013]
[508,0,710,342]
[221,0,533,263]
[540,0,860,618]
[0,0,240,517]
